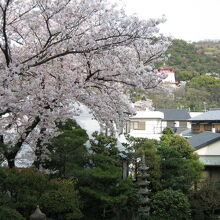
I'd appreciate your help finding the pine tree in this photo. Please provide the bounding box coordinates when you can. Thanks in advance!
[36,119,88,178]
[79,132,138,219]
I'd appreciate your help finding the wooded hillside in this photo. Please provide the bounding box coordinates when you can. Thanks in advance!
[165,39,220,81]
[138,39,220,111]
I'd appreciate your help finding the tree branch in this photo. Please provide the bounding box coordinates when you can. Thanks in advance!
[15,116,40,149]
[1,0,12,66]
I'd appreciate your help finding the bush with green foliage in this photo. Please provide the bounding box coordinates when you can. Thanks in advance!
[187,75,220,89]
[0,168,51,218]
[0,206,25,220]
[39,179,82,220]
[151,189,191,220]
[0,168,82,219]
[124,132,203,219]
[177,70,199,81]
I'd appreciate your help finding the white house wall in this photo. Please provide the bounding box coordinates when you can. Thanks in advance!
[129,118,163,140]
[163,73,175,83]
[129,132,162,140]
[175,121,179,127]
[162,121,167,128]
[195,140,220,156]
[187,122,191,129]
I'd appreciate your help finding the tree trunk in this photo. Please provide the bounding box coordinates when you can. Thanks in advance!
[34,127,46,170]
[4,147,19,168]
[7,157,15,168]
[2,116,41,169]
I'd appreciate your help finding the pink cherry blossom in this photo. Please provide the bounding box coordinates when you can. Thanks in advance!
[0,0,170,167]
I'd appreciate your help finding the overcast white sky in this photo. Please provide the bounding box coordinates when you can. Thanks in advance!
[119,0,220,42]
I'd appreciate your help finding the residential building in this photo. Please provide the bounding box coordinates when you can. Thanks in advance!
[157,109,191,133]
[183,109,220,181]
[188,109,220,133]
[188,132,220,181]
[126,111,164,140]
[126,109,191,139]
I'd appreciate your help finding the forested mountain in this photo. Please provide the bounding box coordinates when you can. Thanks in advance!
[196,40,220,58]
[165,39,220,81]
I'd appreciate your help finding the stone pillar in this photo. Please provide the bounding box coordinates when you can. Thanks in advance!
[30,206,46,220]
[122,158,129,179]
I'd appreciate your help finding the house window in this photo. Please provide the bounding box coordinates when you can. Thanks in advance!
[204,124,212,131]
[131,121,145,130]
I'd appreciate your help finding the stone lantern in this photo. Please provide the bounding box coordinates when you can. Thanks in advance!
[30,206,46,220]
[137,152,150,218]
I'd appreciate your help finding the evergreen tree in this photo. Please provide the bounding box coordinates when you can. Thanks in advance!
[79,132,138,220]
[124,137,161,193]
[38,119,88,178]
[158,134,204,193]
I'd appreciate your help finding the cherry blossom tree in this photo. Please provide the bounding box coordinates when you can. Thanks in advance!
[0,0,170,167]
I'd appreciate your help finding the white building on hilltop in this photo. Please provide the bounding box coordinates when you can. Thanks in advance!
[157,66,176,86]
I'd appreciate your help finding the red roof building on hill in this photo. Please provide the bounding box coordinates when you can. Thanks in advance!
[157,66,174,73]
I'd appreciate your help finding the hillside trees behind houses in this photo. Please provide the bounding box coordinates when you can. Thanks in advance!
[165,39,220,80]
[140,74,220,111]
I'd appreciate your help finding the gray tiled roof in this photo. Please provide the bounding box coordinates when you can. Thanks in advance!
[188,132,220,149]
[157,109,190,121]
[181,129,200,138]
[189,110,220,121]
